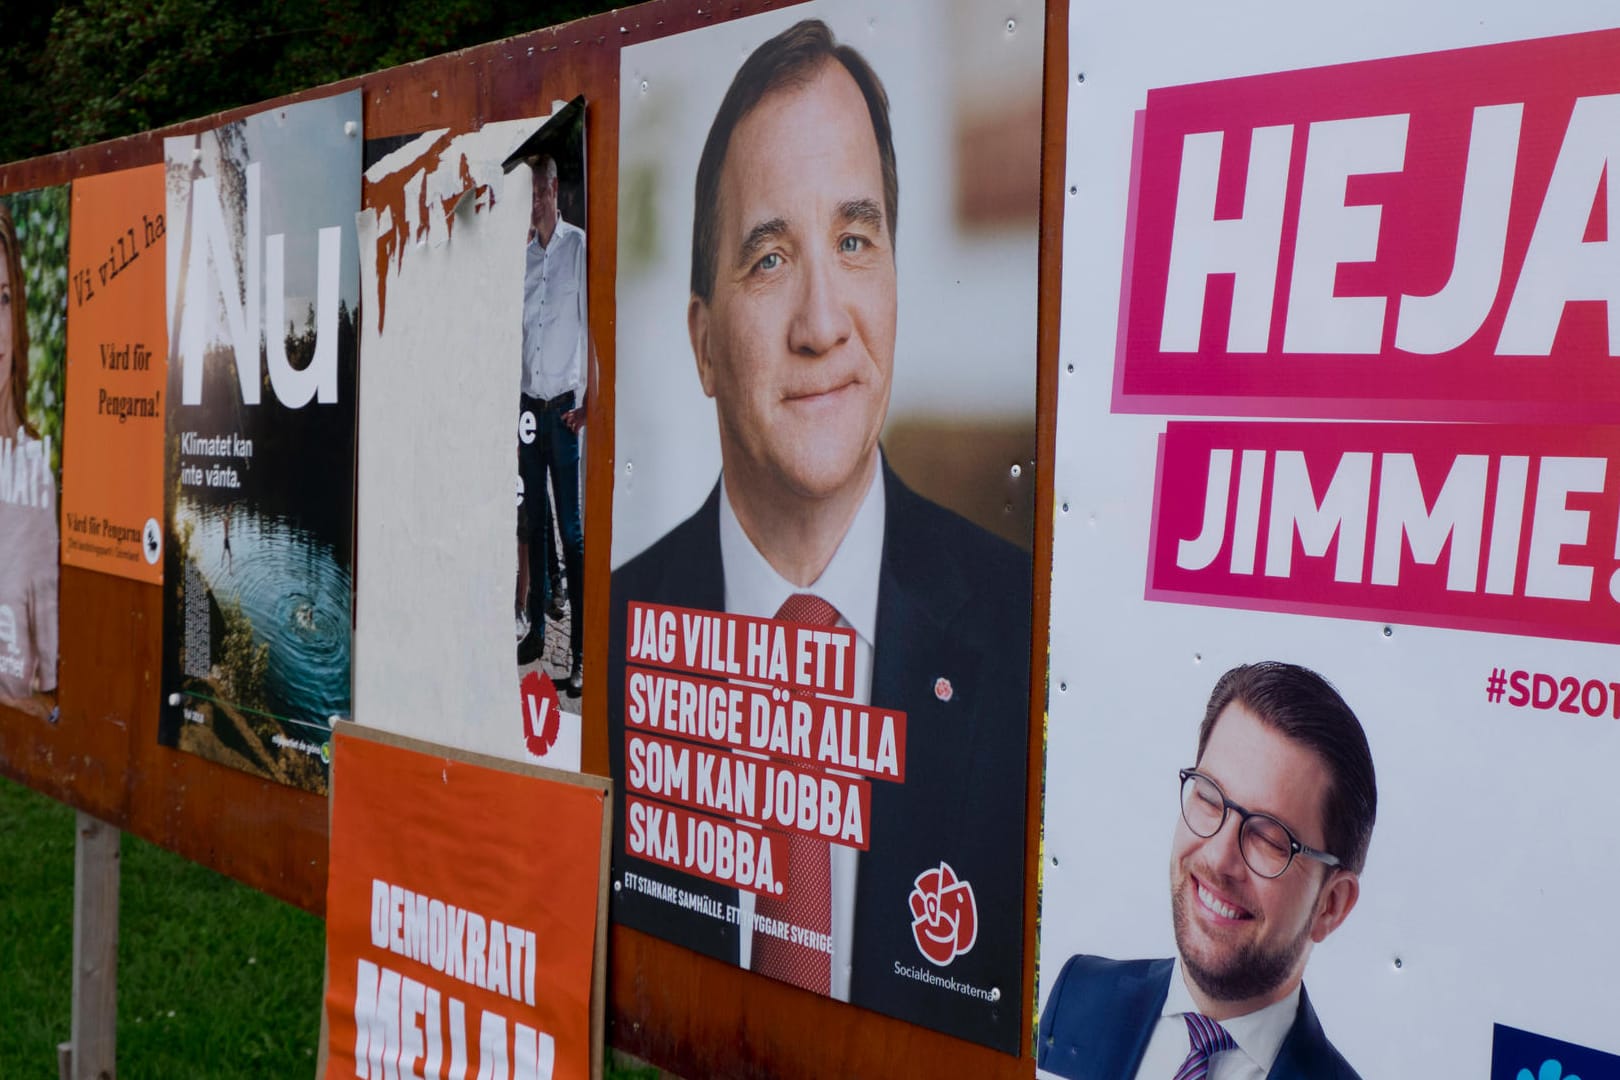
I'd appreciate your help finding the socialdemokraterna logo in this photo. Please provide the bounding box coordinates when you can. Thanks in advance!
[908,861,977,966]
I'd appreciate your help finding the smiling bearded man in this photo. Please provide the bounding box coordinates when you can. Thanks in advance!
[1039,661,1376,1080]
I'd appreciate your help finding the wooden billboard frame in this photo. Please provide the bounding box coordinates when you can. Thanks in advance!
[0,1,1065,1075]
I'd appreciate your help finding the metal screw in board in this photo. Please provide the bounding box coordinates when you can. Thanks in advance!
[1010,463,1022,478]
[1383,625,1393,637]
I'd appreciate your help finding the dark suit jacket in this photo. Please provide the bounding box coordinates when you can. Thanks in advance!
[608,461,1032,1053]
[1037,955,1362,1079]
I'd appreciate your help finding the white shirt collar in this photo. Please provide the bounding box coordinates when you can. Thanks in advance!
[1161,956,1301,1075]
[717,459,885,645]
[527,217,578,251]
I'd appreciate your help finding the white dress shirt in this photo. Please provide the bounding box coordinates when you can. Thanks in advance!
[718,457,886,1002]
[1133,958,1301,1079]
[520,218,587,402]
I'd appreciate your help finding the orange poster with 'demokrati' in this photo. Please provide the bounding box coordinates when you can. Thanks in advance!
[62,164,167,581]
[324,725,608,1080]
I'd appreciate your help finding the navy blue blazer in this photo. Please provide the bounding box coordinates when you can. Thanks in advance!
[608,462,1033,1053]
[1038,955,1361,1079]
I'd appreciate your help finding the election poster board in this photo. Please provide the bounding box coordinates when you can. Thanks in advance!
[611,1,1043,1052]
[320,722,609,1080]
[1041,9,1620,1079]
[353,99,590,774]
[0,184,67,720]
[62,164,168,582]
[158,91,362,793]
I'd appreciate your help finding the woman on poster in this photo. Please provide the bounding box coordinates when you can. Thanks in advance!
[0,202,60,709]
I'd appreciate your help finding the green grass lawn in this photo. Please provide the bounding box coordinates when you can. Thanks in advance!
[0,776,326,1077]
[0,777,658,1079]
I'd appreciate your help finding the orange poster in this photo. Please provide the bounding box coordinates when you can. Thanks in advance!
[323,724,608,1080]
[61,164,167,581]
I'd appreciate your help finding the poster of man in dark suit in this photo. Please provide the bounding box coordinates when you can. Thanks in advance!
[1039,662,1375,1079]
[609,4,1042,1054]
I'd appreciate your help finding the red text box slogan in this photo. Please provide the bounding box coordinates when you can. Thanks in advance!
[1149,421,1620,645]
[628,601,857,694]
[626,795,783,896]
[324,728,604,1080]
[623,665,906,782]
[622,602,908,897]
[1116,28,1620,422]
[626,731,873,847]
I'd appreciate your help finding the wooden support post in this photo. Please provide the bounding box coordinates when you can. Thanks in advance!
[58,811,120,1080]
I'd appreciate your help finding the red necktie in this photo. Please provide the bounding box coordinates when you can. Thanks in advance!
[750,593,839,994]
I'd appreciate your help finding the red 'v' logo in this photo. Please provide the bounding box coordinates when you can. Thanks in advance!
[521,669,561,758]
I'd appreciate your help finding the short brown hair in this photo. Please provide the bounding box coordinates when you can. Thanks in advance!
[0,202,33,437]
[689,18,898,302]
[1199,661,1377,874]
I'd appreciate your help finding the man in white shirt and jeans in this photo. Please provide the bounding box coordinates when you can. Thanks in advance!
[517,154,587,694]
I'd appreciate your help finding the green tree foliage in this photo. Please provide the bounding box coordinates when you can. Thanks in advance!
[0,0,619,164]
[0,7,58,163]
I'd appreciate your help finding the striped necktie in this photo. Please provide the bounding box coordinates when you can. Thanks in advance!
[1172,1012,1238,1080]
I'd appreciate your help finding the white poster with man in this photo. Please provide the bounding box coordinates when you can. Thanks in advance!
[1043,5,1620,1079]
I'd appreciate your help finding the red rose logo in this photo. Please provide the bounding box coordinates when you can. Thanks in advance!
[908,861,978,966]
[521,669,561,758]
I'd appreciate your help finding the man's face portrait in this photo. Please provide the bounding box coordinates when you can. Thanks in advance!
[1169,701,1357,1008]
[687,58,897,507]
[531,166,557,231]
